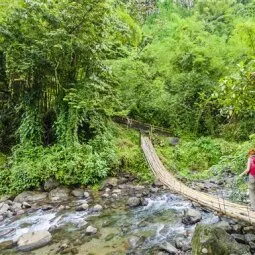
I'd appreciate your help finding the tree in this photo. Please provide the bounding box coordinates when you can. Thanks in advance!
[0,0,113,146]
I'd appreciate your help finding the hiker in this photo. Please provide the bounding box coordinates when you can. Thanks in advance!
[239,149,255,210]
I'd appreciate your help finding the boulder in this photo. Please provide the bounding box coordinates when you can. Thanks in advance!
[14,191,47,203]
[102,193,110,198]
[127,197,141,207]
[231,234,246,244]
[175,237,191,251]
[192,224,251,255]
[112,194,118,199]
[0,240,13,250]
[44,177,59,192]
[245,233,255,243]
[153,179,164,187]
[112,189,121,194]
[86,226,97,235]
[128,236,144,249]
[76,203,89,211]
[83,192,90,198]
[249,241,255,250]
[11,202,22,211]
[243,226,255,234]
[134,185,145,191]
[151,187,159,193]
[71,189,84,198]
[213,221,232,233]
[182,209,202,225]
[49,188,70,202]
[158,242,179,254]
[0,203,9,214]
[22,202,31,209]
[232,224,242,233]
[17,231,52,251]
[92,204,103,212]
[41,204,53,211]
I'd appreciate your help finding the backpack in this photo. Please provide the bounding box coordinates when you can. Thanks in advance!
[250,156,255,176]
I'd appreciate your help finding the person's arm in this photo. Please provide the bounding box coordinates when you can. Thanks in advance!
[239,158,251,177]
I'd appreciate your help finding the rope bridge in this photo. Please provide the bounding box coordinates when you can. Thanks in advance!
[141,136,255,225]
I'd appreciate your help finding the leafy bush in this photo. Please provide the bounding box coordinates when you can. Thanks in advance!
[0,132,117,195]
[112,124,154,183]
[156,135,255,180]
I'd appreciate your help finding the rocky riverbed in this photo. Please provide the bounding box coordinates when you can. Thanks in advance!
[0,175,254,255]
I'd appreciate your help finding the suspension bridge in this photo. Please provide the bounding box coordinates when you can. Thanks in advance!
[114,116,255,225]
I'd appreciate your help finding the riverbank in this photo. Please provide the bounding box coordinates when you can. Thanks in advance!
[1,174,255,255]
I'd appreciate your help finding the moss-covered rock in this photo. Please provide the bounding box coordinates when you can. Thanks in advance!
[192,224,251,255]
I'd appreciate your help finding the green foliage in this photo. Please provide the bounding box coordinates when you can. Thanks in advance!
[0,132,117,195]
[112,124,154,183]
[215,59,255,116]
[111,1,255,139]
[156,135,255,181]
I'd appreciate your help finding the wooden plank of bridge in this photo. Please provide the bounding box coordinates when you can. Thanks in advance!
[141,136,255,225]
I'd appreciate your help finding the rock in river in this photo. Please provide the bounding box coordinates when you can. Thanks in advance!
[14,191,48,203]
[86,226,97,235]
[127,197,141,207]
[49,188,70,202]
[92,204,103,212]
[17,231,52,251]
[71,189,84,198]
[192,224,251,255]
[182,208,202,225]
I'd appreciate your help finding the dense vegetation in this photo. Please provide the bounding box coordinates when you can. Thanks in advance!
[1,0,255,195]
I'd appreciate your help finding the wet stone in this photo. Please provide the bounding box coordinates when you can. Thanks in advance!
[112,194,118,199]
[76,203,89,211]
[86,226,97,235]
[17,230,52,251]
[127,197,141,207]
[158,241,179,254]
[0,203,9,214]
[128,236,142,248]
[22,202,31,209]
[112,189,121,194]
[231,234,246,244]
[92,204,103,212]
[102,193,110,198]
[245,233,255,243]
[213,220,232,233]
[41,204,53,211]
[83,192,90,198]
[71,189,84,198]
[249,241,255,250]
[14,191,48,203]
[49,188,70,202]
[182,209,202,225]
[243,226,255,234]
[0,240,13,250]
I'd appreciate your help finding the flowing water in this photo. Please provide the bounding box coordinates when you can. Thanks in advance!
[0,192,220,255]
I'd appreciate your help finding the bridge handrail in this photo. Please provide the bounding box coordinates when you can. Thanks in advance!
[112,116,172,136]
